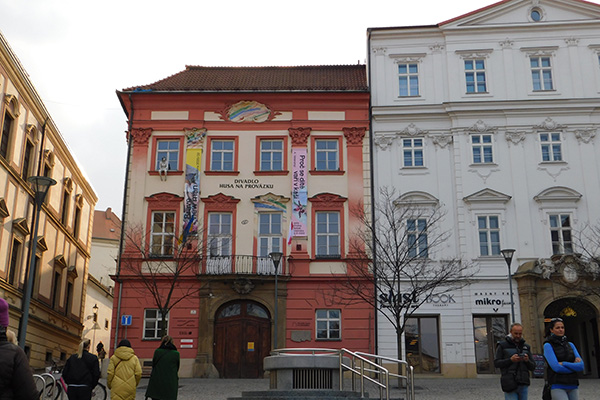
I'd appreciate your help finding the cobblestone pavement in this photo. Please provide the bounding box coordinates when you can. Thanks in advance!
[119,376,600,400]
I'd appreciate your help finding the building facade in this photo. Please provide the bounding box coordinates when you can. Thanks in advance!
[112,66,373,378]
[369,0,600,377]
[0,30,97,369]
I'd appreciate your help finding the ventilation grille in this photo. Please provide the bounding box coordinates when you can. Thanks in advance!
[292,368,333,389]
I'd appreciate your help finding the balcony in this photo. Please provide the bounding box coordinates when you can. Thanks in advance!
[201,255,288,276]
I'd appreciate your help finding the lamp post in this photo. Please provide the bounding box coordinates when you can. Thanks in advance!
[269,252,283,350]
[500,248,516,323]
[92,303,99,350]
[18,176,57,349]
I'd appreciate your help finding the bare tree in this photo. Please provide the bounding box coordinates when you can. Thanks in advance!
[119,223,207,337]
[338,188,478,365]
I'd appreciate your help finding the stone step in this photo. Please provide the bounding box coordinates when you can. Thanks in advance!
[227,389,370,400]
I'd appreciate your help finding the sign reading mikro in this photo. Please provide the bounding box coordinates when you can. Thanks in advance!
[219,179,274,189]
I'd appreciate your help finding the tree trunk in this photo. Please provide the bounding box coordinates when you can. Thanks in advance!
[396,328,404,389]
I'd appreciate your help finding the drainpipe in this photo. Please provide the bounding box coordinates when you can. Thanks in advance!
[366,28,379,355]
[113,93,134,351]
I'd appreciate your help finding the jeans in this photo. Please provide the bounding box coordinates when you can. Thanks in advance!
[551,388,579,400]
[504,385,529,400]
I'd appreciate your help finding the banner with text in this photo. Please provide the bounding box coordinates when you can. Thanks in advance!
[291,148,308,237]
[183,129,206,239]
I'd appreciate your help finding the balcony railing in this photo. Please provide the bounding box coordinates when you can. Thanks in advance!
[202,255,288,276]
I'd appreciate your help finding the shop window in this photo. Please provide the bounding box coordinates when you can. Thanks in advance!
[473,315,507,374]
[405,316,440,373]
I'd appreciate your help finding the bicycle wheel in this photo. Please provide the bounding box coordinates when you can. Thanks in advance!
[91,383,107,400]
[44,381,62,400]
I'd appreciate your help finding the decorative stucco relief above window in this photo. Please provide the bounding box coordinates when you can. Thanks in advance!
[499,38,514,49]
[505,130,527,145]
[373,133,397,150]
[429,43,445,54]
[431,134,453,148]
[400,123,427,137]
[574,128,596,144]
[564,37,579,47]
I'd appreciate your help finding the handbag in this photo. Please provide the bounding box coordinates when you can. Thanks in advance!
[500,372,518,393]
[542,382,552,400]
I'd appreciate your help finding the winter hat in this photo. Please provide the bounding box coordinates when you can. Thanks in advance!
[118,339,132,348]
[0,298,9,327]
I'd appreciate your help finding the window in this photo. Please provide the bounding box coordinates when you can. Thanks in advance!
[155,140,179,171]
[73,206,81,238]
[65,282,73,317]
[210,140,235,171]
[530,56,553,91]
[8,238,22,285]
[22,140,34,180]
[208,213,232,257]
[61,190,70,225]
[398,63,419,96]
[402,138,424,167]
[150,211,175,256]
[315,139,339,171]
[471,134,493,164]
[540,133,562,162]
[0,111,13,160]
[258,213,282,257]
[549,214,573,254]
[478,216,500,256]
[316,211,340,258]
[530,7,543,22]
[405,316,440,373]
[259,139,283,171]
[51,271,61,309]
[144,309,169,339]
[465,59,487,93]
[407,218,428,258]
[316,309,340,340]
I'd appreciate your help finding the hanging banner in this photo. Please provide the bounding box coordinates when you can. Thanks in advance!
[291,148,308,237]
[182,129,207,240]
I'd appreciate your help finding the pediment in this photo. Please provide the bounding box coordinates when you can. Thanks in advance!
[534,186,582,202]
[0,198,9,218]
[394,191,439,207]
[36,236,48,252]
[13,218,30,236]
[67,265,78,279]
[54,255,67,269]
[463,188,512,204]
[440,0,600,29]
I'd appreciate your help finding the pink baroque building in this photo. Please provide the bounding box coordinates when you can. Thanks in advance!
[112,66,373,378]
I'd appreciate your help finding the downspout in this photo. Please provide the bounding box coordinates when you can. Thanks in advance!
[367,28,379,355]
[113,93,134,351]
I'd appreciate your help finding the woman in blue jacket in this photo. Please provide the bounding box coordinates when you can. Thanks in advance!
[543,318,584,400]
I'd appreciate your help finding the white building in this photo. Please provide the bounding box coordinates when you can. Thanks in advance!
[369,0,600,377]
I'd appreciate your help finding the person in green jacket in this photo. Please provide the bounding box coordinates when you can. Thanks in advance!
[145,335,180,400]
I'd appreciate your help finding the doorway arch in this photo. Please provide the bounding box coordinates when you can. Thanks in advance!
[544,297,600,377]
[213,300,271,378]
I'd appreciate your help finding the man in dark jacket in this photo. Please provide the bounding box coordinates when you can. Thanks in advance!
[494,323,536,400]
[0,298,39,400]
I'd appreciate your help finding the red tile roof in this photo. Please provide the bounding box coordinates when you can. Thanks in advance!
[123,65,368,92]
[92,208,121,241]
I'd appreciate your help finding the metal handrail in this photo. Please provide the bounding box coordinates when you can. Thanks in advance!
[355,352,415,400]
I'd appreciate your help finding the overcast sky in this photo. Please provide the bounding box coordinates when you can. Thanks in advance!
[0,0,539,214]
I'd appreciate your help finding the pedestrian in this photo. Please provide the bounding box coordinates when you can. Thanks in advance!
[107,339,142,400]
[97,341,107,360]
[543,317,584,400]
[0,298,39,400]
[62,338,101,400]
[145,335,180,400]
[494,322,536,399]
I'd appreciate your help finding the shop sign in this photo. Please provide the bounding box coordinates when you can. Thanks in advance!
[218,178,274,189]
[425,293,457,307]
[473,291,512,312]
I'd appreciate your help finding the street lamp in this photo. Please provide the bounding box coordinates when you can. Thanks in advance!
[18,176,57,348]
[500,248,516,323]
[92,303,99,350]
[269,252,283,350]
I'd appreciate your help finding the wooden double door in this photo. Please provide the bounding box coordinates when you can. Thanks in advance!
[213,300,271,378]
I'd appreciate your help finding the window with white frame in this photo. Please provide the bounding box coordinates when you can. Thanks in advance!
[258,213,282,257]
[398,63,419,96]
[155,140,180,171]
[150,211,175,256]
[315,211,340,258]
[549,214,573,255]
[465,59,487,93]
[407,218,428,258]
[210,140,235,171]
[208,213,232,257]
[260,139,283,171]
[316,309,340,340]
[471,134,494,164]
[402,138,424,167]
[540,132,562,162]
[315,139,339,171]
[144,309,169,339]
[530,56,553,91]
[478,215,500,256]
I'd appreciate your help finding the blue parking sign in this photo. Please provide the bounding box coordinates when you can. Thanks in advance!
[121,315,132,326]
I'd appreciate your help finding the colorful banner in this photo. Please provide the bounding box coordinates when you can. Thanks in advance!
[182,129,206,239]
[291,148,308,237]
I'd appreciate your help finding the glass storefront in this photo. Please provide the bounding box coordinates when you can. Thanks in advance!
[405,316,440,373]
[473,315,507,374]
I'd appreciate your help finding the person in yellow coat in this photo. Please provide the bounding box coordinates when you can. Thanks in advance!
[107,339,142,400]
